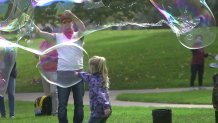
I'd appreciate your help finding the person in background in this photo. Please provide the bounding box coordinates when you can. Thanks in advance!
[190,35,209,90]
[75,56,112,123]
[0,54,17,119]
[35,26,58,115]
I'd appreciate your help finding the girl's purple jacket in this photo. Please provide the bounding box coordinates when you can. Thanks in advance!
[79,72,111,118]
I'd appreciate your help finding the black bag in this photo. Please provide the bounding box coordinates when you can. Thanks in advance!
[34,96,52,116]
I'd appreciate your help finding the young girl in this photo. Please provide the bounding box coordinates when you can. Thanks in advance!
[75,56,112,123]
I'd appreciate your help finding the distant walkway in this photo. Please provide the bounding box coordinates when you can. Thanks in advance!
[15,87,213,109]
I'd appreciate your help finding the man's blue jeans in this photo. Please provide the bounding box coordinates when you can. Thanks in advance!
[0,76,16,117]
[57,71,84,123]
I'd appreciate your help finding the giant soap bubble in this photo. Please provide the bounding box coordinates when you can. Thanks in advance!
[1,0,163,54]
[0,0,216,87]
[0,0,162,87]
[0,0,32,41]
[150,0,216,49]
[0,0,216,52]
[0,37,16,96]
[28,0,163,87]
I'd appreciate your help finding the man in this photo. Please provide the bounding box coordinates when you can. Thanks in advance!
[34,10,85,123]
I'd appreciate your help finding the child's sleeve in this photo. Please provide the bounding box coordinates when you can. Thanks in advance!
[78,72,91,82]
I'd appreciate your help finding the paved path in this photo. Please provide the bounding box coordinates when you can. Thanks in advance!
[15,87,214,109]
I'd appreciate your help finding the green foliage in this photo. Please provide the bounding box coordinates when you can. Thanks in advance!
[33,0,160,27]
[207,0,218,24]
[32,0,218,26]
[34,4,59,26]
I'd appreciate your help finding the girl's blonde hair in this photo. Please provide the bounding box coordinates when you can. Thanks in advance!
[88,56,110,88]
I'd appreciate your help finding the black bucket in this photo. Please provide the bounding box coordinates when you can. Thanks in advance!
[215,110,218,123]
[152,109,172,123]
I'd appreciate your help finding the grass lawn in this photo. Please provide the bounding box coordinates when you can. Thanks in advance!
[0,101,215,123]
[117,89,213,104]
[16,29,218,92]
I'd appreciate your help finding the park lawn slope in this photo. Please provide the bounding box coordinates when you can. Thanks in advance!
[116,89,213,104]
[16,29,218,92]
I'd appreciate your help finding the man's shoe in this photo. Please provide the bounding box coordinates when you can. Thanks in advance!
[198,86,206,90]
[190,86,196,91]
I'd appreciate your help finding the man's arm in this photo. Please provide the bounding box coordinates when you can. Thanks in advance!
[69,10,85,32]
[34,24,56,42]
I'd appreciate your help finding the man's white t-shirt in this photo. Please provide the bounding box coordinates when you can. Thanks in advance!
[55,32,83,71]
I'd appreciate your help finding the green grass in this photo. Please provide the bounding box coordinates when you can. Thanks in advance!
[117,89,213,104]
[16,29,218,92]
[0,101,215,123]
[16,49,42,92]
